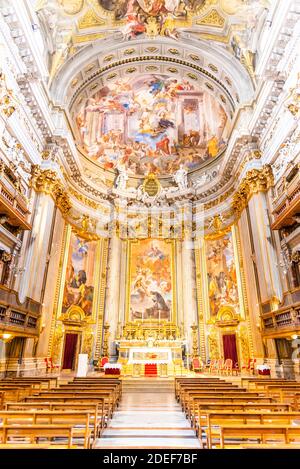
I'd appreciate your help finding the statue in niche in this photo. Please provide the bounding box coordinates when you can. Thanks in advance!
[173,164,188,191]
[115,163,128,191]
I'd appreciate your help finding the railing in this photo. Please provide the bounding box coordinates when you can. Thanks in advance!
[262,301,300,336]
[0,171,31,230]
[271,165,300,229]
[0,303,40,336]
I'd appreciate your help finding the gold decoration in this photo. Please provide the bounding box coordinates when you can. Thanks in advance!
[239,325,250,363]
[126,67,137,74]
[191,323,199,359]
[215,306,240,327]
[123,48,135,55]
[73,33,105,44]
[168,48,180,55]
[143,173,160,197]
[187,73,198,81]
[51,324,63,364]
[208,63,218,72]
[146,16,160,37]
[0,72,18,117]
[197,9,225,28]
[78,9,105,29]
[102,323,110,357]
[107,73,117,80]
[103,54,114,62]
[30,166,71,215]
[189,54,200,61]
[208,329,219,359]
[232,165,274,217]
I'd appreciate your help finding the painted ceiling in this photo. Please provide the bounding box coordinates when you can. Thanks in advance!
[75,74,228,176]
[35,0,271,179]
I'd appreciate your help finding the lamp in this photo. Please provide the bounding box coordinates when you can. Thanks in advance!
[1,333,14,343]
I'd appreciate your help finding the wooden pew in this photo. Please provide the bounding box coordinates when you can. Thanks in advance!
[5,401,104,437]
[0,424,77,448]
[57,384,121,405]
[192,402,294,434]
[24,395,111,425]
[216,424,300,449]
[0,391,4,410]
[175,378,227,399]
[183,391,269,420]
[29,390,116,419]
[0,410,92,448]
[197,410,300,448]
[241,378,297,390]
[0,384,34,402]
[178,384,241,405]
[0,377,58,390]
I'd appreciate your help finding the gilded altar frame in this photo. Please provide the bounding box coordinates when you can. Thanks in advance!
[125,238,177,325]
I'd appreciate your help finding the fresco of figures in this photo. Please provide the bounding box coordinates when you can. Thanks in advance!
[76,74,228,176]
[97,1,205,39]
[206,232,240,318]
[62,233,97,317]
[129,239,173,321]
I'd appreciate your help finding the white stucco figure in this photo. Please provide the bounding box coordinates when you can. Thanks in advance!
[173,164,188,191]
[115,164,128,191]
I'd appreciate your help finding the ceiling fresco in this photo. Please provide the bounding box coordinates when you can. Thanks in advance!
[75,74,228,176]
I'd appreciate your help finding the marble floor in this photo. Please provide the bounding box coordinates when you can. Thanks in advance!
[95,381,201,449]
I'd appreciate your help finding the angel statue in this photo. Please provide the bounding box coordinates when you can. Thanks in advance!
[173,164,188,191]
[115,163,128,191]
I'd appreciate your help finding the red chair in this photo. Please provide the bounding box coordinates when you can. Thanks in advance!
[98,356,108,372]
[44,357,60,374]
[241,358,256,375]
[192,358,202,373]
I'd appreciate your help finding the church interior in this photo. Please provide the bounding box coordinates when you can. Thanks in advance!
[0,0,300,451]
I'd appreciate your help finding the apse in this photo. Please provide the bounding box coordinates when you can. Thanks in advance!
[74,74,229,176]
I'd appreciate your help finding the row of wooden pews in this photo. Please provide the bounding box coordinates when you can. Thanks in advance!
[175,377,300,449]
[0,376,122,449]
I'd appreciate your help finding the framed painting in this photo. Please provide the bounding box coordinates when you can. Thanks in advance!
[62,232,97,320]
[126,239,176,323]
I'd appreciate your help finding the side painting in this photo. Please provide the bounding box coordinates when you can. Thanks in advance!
[129,239,173,322]
[62,233,97,318]
[206,232,239,318]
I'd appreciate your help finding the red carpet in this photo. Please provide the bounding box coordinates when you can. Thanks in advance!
[145,363,157,376]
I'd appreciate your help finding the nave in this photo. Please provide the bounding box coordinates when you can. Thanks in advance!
[95,379,201,449]
[1,374,300,449]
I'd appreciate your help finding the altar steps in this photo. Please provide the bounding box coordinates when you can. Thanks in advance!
[122,378,175,393]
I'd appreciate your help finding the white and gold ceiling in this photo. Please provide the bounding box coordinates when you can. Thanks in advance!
[35,0,270,183]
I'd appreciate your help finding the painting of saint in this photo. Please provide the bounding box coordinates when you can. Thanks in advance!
[206,232,240,318]
[75,74,228,176]
[129,239,173,321]
[62,234,96,317]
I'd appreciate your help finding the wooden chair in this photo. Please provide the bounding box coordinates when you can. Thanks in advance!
[222,359,233,376]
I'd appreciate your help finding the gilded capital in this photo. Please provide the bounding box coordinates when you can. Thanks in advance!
[30,166,71,215]
[232,165,274,217]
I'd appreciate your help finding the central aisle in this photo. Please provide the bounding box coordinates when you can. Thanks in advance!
[95,378,201,449]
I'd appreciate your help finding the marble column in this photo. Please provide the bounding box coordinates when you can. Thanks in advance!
[104,234,122,359]
[181,236,198,361]
[18,192,55,304]
[248,192,283,304]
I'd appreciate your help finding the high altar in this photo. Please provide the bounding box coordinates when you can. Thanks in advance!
[116,322,186,376]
